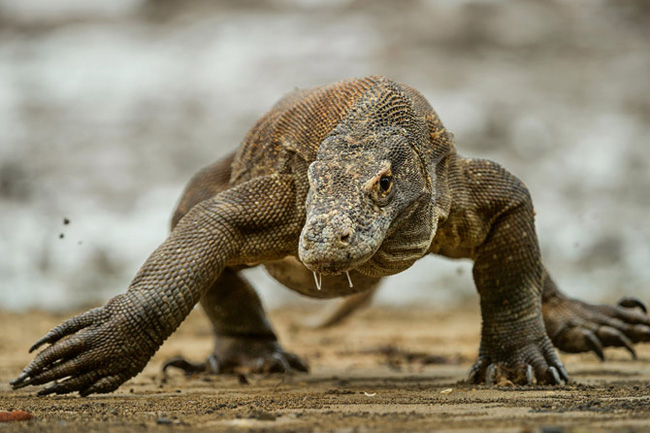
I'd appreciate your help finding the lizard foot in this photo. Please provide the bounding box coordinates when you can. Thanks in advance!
[10,299,156,396]
[468,335,569,386]
[543,294,650,360]
[163,336,308,375]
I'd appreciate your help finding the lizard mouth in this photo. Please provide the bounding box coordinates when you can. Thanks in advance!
[300,256,368,276]
[299,229,380,278]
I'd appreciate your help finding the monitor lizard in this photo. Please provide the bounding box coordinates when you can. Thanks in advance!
[11,76,649,395]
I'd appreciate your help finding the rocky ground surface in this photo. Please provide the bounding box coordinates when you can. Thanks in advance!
[1,305,649,432]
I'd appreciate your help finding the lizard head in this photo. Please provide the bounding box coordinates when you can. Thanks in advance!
[299,99,442,278]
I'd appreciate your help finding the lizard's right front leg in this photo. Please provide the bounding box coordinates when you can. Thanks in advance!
[10,174,303,396]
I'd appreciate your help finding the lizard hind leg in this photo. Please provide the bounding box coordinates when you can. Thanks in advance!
[541,268,650,361]
[163,268,308,376]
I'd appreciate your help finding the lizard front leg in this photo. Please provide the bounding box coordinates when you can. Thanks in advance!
[11,174,303,396]
[456,161,568,385]
[541,268,650,360]
[163,268,308,375]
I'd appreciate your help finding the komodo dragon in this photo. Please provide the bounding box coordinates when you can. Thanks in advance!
[11,76,650,396]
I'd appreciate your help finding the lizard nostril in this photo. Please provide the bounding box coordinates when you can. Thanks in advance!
[339,231,351,244]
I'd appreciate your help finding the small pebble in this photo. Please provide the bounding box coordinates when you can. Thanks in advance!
[252,411,276,421]
[540,426,564,433]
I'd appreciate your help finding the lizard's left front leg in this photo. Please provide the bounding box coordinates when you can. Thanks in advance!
[467,178,568,386]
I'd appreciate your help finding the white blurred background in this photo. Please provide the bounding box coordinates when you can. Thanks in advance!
[0,0,649,312]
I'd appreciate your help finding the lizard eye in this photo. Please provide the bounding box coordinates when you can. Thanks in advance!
[379,175,392,193]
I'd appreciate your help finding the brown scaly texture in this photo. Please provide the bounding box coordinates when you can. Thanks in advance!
[11,76,650,395]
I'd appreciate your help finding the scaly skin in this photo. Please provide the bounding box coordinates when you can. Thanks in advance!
[11,76,650,395]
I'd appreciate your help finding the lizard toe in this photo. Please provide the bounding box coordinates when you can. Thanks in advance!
[546,296,650,360]
[257,353,291,373]
[469,336,568,387]
[285,352,309,372]
[162,357,211,375]
[596,326,636,359]
[617,296,648,314]
[555,327,605,360]
[162,340,308,378]
[37,370,102,396]
[471,362,543,386]
[79,374,127,396]
[548,366,562,385]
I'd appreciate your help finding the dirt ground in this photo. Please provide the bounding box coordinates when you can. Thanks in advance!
[1,305,649,433]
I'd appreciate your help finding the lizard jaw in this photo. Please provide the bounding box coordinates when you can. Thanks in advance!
[300,256,369,276]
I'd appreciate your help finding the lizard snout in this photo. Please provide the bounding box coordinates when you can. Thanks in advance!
[299,212,364,274]
[302,213,355,249]
[323,214,354,247]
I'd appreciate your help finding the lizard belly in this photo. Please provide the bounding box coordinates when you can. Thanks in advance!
[263,257,379,299]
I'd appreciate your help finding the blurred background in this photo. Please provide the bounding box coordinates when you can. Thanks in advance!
[0,0,648,312]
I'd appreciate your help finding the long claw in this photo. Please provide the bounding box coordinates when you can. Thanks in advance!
[557,364,570,383]
[206,355,220,373]
[285,352,309,372]
[597,326,636,359]
[485,364,497,384]
[624,342,637,359]
[585,332,605,361]
[264,353,291,373]
[617,296,648,314]
[10,373,29,388]
[467,362,482,384]
[162,357,207,374]
[525,365,534,385]
[549,366,562,385]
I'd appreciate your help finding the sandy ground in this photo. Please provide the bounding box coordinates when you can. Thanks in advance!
[1,305,649,432]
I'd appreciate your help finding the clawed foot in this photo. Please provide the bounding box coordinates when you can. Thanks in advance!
[468,336,569,386]
[10,301,157,396]
[544,295,650,360]
[163,336,308,376]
